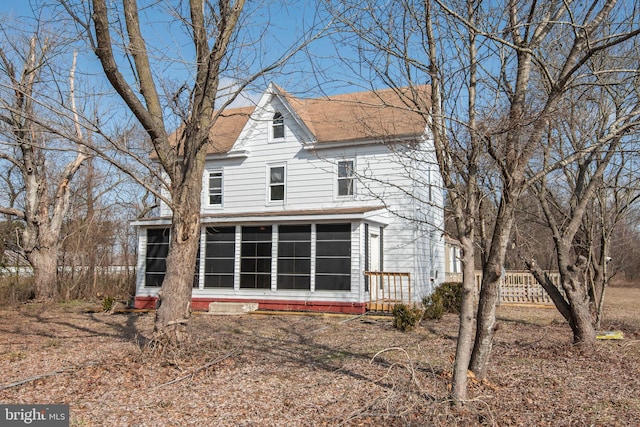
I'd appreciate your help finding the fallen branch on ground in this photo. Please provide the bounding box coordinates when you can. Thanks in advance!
[153,348,241,389]
[0,361,99,391]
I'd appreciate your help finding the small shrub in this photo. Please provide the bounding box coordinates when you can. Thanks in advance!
[422,281,462,320]
[422,294,445,319]
[102,295,116,312]
[392,303,423,331]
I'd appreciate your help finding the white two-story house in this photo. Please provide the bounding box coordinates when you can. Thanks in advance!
[133,83,445,314]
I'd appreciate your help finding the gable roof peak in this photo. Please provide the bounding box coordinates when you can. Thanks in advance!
[194,83,430,155]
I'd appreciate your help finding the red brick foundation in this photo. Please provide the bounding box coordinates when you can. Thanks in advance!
[134,296,367,315]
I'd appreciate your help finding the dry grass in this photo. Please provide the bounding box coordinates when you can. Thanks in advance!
[0,287,639,426]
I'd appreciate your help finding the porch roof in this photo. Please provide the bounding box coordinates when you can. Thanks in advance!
[131,206,389,227]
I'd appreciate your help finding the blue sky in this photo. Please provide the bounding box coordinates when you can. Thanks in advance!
[0,1,364,105]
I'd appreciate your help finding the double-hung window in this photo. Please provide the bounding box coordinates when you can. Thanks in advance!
[269,165,286,202]
[337,160,354,197]
[207,170,223,206]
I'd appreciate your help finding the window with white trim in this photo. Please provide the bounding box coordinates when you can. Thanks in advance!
[337,160,354,197]
[269,165,286,202]
[272,112,284,139]
[207,170,223,206]
[449,246,461,273]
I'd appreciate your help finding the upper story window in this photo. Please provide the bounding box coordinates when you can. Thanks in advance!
[269,165,286,202]
[207,170,223,206]
[272,112,285,139]
[337,160,354,197]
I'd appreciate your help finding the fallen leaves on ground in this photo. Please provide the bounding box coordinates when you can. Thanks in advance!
[1,287,639,426]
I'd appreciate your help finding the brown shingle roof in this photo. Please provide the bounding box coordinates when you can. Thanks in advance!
[165,106,254,156]
[206,106,255,154]
[284,85,430,145]
[199,85,430,155]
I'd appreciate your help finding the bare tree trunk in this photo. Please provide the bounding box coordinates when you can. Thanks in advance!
[153,215,199,344]
[450,236,476,402]
[86,0,245,346]
[469,200,516,380]
[27,246,59,301]
[153,158,205,344]
[562,257,597,344]
[528,254,596,344]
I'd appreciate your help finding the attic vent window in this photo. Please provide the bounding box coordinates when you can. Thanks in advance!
[272,112,285,139]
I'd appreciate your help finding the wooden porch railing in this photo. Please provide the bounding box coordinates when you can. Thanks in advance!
[365,270,561,313]
[446,270,562,304]
[364,271,412,312]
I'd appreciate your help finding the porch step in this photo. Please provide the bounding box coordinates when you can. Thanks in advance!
[207,302,259,315]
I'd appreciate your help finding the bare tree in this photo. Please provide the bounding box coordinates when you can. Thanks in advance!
[324,0,488,403]
[62,0,325,345]
[325,0,640,401]
[527,104,640,341]
[0,26,90,300]
[58,158,135,300]
[588,154,640,328]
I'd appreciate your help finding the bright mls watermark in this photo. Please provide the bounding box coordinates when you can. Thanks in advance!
[1,405,69,426]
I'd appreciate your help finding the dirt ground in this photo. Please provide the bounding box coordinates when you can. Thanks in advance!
[1,287,639,427]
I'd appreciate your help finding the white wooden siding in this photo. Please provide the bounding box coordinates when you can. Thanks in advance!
[148,92,444,304]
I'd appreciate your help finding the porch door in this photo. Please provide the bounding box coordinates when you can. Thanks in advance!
[369,232,382,300]
[369,233,380,272]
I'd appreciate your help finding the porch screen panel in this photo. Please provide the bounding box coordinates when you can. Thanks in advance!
[277,225,311,290]
[145,228,169,287]
[315,223,351,291]
[240,226,272,289]
[204,226,235,288]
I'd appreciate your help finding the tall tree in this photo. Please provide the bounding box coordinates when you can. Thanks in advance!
[526,78,640,341]
[469,0,640,378]
[0,27,90,300]
[325,0,640,400]
[325,0,487,403]
[65,0,323,345]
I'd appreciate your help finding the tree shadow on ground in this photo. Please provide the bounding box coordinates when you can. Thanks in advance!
[187,313,444,402]
[15,305,152,348]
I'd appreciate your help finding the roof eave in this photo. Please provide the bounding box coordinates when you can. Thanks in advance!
[205,148,250,160]
[131,206,391,227]
[303,133,425,151]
